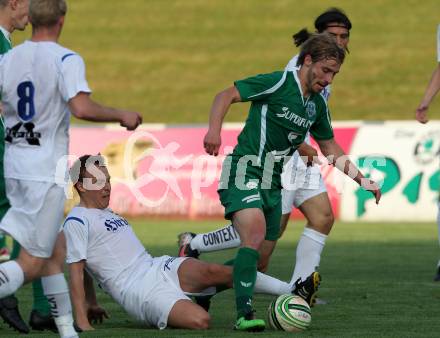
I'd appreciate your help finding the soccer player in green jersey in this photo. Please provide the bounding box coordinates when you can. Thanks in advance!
[0,0,55,334]
[204,33,381,331]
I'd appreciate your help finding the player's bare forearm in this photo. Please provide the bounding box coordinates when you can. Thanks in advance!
[422,65,440,106]
[69,92,142,130]
[297,142,320,166]
[84,269,98,306]
[69,261,93,330]
[317,138,381,203]
[416,64,440,123]
[204,86,241,155]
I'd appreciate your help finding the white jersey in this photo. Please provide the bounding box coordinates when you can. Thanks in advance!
[0,41,91,183]
[63,206,153,305]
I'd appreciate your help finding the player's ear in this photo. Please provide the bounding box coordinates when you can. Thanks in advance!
[303,54,313,67]
[58,15,65,29]
[76,181,86,193]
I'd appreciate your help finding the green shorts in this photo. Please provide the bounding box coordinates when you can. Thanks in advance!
[218,185,281,241]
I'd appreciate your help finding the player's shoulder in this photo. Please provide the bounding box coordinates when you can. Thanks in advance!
[63,206,94,228]
[50,43,83,64]
[315,90,329,109]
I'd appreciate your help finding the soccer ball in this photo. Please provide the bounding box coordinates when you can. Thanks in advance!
[267,294,312,332]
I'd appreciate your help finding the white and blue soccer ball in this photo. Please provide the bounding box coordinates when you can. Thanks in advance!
[267,294,312,332]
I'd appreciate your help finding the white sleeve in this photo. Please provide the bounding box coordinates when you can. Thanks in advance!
[63,216,89,264]
[59,53,91,101]
[437,24,440,62]
[285,54,299,71]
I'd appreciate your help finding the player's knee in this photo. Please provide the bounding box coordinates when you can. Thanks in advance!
[191,311,210,329]
[321,211,335,229]
[309,210,334,233]
[17,257,45,281]
[207,264,229,280]
[244,228,265,249]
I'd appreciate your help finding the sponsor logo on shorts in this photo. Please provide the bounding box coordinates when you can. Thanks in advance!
[241,194,260,203]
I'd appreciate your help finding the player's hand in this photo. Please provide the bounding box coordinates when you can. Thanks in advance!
[297,142,322,166]
[203,129,221,156]
[76,318,94,331]
[87,305,109,325]
[361,179,382,204]
[120,111,142,130]
[415,104,429,124]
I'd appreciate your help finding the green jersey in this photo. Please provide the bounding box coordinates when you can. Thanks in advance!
[229,70,333,189]
[0,28,11,54]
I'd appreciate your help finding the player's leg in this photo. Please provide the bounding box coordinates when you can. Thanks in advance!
[229,208,266,331]
[178,223,241,257]
[167,299,210,329]
[177,258,292,296]
[257,193,282,272]
[278,180,297,238]
[289,191,333,285]
[279,213,291,238]
[10,240,53,331]
[41,232,78,338]
[0,191,28,333]
[257,240,276,272]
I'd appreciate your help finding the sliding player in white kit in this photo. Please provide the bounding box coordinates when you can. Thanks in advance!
[65,155,299,331]
[0,1,141,337]
[178,8,357,287]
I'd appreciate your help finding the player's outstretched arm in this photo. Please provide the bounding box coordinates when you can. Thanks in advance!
[69,92,142,130]
[416,64,440,124]
[317,138,382,204]
[69,261,95,331]
[204,86,241,156]
[84,270,109,325]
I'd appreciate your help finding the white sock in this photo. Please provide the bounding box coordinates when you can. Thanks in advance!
[0,261,24,298]
[254,272,291,296]
[190,224,241,253]
[42,273,78,338]
[289,227,327,286]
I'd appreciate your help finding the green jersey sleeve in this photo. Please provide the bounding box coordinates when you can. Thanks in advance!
[309,100,334,140]
[234,71,286,102]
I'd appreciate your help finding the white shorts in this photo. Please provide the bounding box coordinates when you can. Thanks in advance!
[0,179,65,258]
[281,169,327,215]
[122,255,190,330]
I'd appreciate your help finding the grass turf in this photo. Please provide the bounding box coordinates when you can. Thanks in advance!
[11,0,440,123]
[2,219,440,337]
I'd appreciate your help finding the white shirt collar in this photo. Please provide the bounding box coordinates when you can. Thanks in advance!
[0,26,11,43]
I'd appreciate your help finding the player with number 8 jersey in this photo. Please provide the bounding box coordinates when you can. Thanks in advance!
[0,1,142,337]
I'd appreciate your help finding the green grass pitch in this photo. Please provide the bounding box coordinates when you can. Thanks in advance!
[3,219,440,337]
